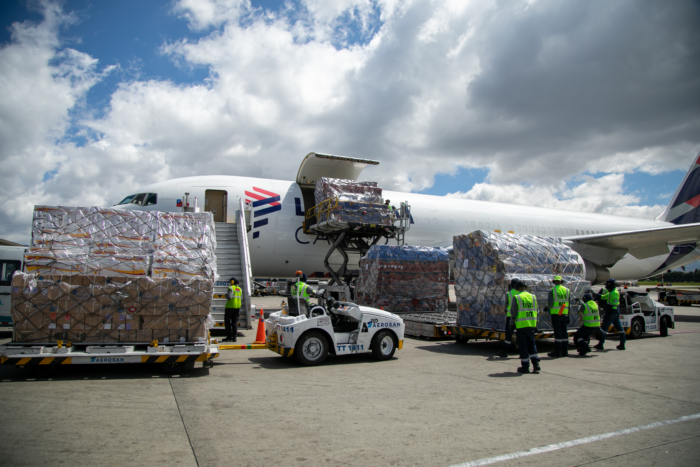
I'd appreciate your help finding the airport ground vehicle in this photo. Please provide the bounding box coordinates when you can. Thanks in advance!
[650,286,700,306]
[0,339,220,375]
[0,245,25,326]
[610,290,675,338]
[265,298,405,366]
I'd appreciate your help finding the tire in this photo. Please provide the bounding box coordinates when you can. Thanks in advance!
[30,364,57,377]
[455,334,469,344]
[629,318,644,340]
[668,297,678,306]
[660,317,669,337]
[161,360,195,375]
[294,331,329,366]
[371,330,397,361]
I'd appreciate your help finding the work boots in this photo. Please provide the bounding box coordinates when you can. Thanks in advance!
[594,343,604,350]
[547,351,562,358]
[532,361,541,372]
[617,344,625,350]
[517,365,530,374]
[497,349,509,358]
[561,349,569,357]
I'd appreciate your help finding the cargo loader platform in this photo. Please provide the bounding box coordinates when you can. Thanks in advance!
[0,340,219,374]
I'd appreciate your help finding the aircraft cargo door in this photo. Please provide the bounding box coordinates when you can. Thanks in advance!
[205,190,227,222]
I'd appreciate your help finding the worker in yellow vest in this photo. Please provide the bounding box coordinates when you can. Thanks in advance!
[224,277,242,342]
[573,291,601,356]
[546,276,570,358]
[595,278,626,350]
[497,278,520,358]
[510,280,541,374]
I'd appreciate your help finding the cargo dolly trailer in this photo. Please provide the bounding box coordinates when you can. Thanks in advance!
[0,339,219,375]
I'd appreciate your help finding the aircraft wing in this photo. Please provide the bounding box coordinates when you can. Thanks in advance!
[563,222,700,265]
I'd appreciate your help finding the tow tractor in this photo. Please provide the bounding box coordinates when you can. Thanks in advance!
[265,279,405,366]
[600,289,675,339]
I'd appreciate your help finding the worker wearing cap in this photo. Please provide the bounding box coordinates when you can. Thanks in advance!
[384,199,396,219]
[511,280,541,374]
[290,271,312,305]
[224,277,242,342]
[546,276,570,358]
[497,278,520,358]
[573,291,601,355]
[595,278,626,350]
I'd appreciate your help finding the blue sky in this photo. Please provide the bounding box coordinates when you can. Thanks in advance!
[1,0,700,272]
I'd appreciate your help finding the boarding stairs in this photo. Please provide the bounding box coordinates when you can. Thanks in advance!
[210,199,254,330]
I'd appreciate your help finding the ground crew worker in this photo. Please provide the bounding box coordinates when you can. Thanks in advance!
[497,278,520,358]
[385,199,396,218]
[511,280,541,374]
[573,292,601,355]
[290,271,312,305]
[546,276,570,358]
[224,277,242,342]
[595,278,627,350]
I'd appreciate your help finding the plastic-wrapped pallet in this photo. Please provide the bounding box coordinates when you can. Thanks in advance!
[29,206,217,279]
[10,273,213,343]
[453,231,590,331]
[313,177,394,226]
[356,245,449,313]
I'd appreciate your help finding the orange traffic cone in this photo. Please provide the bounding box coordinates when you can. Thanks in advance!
[253,308,266,344]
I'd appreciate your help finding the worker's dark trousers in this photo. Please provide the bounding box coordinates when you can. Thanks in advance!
[551,314,569,353]
[574,326,599,349]
[516,327,540,368]
[500,317,513,351]
[225,307,240,341]
[599,308,626,345]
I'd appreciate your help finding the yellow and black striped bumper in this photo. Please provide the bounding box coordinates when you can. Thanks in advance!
[0,353,219,366]
[266,333,294,357]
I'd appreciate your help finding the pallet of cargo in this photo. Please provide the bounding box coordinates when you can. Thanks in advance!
[0,339,219,374]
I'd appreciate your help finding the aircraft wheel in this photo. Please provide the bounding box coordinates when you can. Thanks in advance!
[660,317,669,337]
[294,331,328,366]
[629,318,644,340]
[372,330,397,360]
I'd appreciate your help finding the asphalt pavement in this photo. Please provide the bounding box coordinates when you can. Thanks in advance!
[1,293,699,466]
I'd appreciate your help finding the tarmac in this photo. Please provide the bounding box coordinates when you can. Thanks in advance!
[1,289,700,466]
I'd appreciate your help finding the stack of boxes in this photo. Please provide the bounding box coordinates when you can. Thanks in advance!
[453,231,589,331]
[10,206,217,343]
[356,245,449,313]
[314,177,394,226]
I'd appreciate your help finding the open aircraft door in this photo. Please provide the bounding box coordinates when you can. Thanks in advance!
[296,152,379,232]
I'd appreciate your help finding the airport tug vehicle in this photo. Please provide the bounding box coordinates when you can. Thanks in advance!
[265,292,405,366]
[610,290,675,339]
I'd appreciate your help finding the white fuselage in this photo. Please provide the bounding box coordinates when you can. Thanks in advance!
[115,175,700,280]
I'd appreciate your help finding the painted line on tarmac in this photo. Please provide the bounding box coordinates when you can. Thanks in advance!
[449,412,700,467]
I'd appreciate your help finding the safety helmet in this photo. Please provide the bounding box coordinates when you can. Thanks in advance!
[509,278,519,288]
[553,276,563,282]
[582,292,593,302]
[514,279,527,290]
[606,278,616,284]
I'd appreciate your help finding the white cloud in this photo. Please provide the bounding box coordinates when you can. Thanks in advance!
[446,173,666,220]
[1,0,699,244]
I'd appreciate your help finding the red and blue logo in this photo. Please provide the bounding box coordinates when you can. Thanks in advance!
[245,187,281,239]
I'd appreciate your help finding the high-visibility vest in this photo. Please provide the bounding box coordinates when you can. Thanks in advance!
[582,300,600,327]
[514,292,538,329]
[291,281,310,301]
[550,284,570,315]
[226,285,242,309]
[601,287,620,310]
[505,289,520,318]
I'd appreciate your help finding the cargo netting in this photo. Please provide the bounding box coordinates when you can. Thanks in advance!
[314,177,394,226]
[454,231,589,331]
[29,206,217,279]
[356,245,449,313]
[11,273,213,343]
[11,206,218,343]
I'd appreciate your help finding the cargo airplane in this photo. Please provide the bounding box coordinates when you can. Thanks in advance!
[114,152,700,284]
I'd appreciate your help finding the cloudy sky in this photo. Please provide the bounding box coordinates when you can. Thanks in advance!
[1,0,700,245]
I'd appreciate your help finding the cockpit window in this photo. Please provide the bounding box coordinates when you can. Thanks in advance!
[131,193,147,205]
[144,193,157,206]
[117,194,136,205]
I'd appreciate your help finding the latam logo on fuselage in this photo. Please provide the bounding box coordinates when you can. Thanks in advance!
[245,187,281,239]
